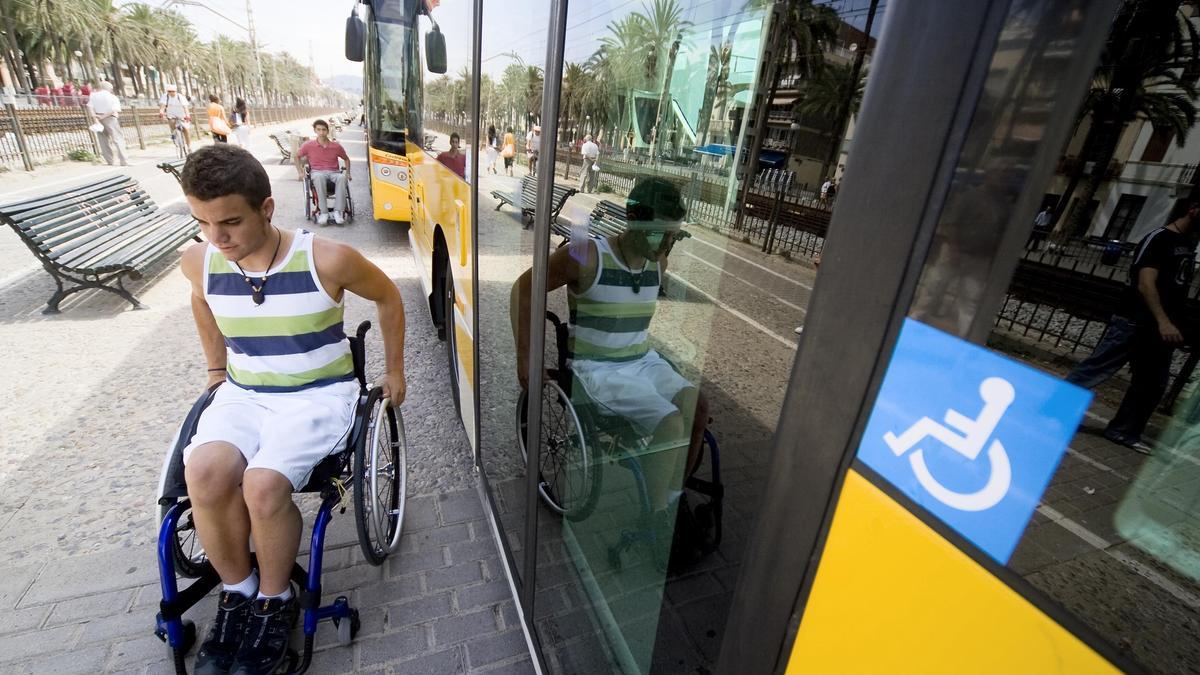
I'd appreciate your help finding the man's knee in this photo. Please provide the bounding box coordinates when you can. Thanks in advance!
[185,442,246,506]
[242,469,295,519]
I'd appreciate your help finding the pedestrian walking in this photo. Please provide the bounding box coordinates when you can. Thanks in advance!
[526,125,541,176]
[819,178,832,205]
[501,128,517,177]
[1028,205,1053,250]
[483,125,499,175]
[86,81,129,167]
[578,134,600,193]
[1066,202,1200,454]
[208,95,232,143]
[232,97,251,147]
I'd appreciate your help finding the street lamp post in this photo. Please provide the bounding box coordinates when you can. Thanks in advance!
[165,0,265,99]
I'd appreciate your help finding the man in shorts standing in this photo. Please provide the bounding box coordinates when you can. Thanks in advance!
[178,144,406,675]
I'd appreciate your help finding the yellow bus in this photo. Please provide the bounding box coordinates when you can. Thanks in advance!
[348,0,1200,673]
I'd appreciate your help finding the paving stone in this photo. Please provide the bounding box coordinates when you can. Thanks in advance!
[406,496,439,531]
[471,657,535,674]
[465,629,528,669]
[456,581,513,612]
[665,572,724,606]
[385,592,454,626]
[426,562,484,591]
[389,546,448,577]
[12,643,108,675]
[447,538,500,565]
[323,562,389,595]
[354,574,424,609]
[307,644,355,674]
[20,547,156,606]
[0,604,49,637]
[108,634,171,670]
[357,625,428,667]
[499,602,520,631]
[402,523,472,554]
[45,589,135,626]
[390,646,465,674]
[439,491,485,524]
[0,623,79,663]
[0,564,40,610]
[77,609,155,645]
[432,608,501,647]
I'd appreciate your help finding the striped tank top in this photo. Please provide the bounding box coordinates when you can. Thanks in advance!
[205,229,354,392]
[568,237,661,363]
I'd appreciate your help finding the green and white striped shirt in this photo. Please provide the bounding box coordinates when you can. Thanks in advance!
[204,230,354,392]
[568,237,660,363]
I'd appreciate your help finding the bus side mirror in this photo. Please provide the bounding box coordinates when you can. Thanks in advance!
[345,12,365,63]
[426,25,447,74]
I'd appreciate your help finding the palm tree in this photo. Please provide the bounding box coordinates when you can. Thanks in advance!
[1052,0,1200,242]
[797,62,866,127]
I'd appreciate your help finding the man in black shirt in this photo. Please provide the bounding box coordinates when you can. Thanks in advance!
[1066,202,1200,453]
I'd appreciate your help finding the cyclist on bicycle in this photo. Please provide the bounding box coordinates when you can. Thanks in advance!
[159,83,192,154]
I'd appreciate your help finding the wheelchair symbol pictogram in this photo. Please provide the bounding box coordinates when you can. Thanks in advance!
[882,376,1015,512]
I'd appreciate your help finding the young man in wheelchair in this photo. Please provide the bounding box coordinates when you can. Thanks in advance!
[513,177,711,558]
[297,118,351,225]
[178,144,405,675]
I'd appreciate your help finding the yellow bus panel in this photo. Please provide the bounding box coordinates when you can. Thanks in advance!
[786,470,1118,675]
[367,146,412,223]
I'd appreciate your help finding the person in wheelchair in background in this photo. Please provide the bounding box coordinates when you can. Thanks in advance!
[297,118,351,225]
[178,144,406,675]
[513,177,711,562]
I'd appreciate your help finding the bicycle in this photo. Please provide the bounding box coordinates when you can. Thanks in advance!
[167,116,191,158]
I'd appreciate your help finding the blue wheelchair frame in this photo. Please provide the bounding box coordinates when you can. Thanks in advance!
[154,321,390,674]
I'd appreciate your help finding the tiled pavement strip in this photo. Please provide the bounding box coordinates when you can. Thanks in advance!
[0,127,535,674]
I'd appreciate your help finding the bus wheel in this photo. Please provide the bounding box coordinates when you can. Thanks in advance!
[443,265,462,415]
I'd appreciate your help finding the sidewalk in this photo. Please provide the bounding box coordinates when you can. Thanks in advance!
[0,127,533,674]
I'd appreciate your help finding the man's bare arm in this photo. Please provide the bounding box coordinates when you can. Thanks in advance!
[320,240,406,405]
[1138,267,1184,343]
[181,243,227,389]
[511,242,591,389]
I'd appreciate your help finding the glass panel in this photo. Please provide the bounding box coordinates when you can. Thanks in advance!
[901,3,1200,672]
[477,0,554,584]
[508,0,879,671]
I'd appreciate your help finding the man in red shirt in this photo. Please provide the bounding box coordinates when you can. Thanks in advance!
[297,119,351,225]
[436,132,466,179]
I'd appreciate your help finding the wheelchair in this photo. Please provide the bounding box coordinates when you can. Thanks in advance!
[303,164,355,224]
[515,311,723,568]
[154,321,406,674]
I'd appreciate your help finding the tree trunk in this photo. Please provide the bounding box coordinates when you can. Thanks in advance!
[651,36,682,156]
[820,0,877,178]
[82,37,98,84]
[1,5,33,92]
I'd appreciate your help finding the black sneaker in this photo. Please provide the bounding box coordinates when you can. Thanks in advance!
[194,591,253,675]
[230,595,299,675]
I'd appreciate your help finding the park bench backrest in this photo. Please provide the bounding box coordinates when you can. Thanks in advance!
[1,175,157,259]
[589,200,628,239]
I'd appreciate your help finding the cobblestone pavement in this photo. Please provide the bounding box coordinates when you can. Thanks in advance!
[0,127,533,673]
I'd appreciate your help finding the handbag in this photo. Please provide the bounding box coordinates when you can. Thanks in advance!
[210,116,232,136]
[501,142,515,158]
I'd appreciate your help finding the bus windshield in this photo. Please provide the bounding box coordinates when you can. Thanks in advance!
[366,1,421,147]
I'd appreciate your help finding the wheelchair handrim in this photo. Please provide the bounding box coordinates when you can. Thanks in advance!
[516,380,591,516]
[366,401,404,555]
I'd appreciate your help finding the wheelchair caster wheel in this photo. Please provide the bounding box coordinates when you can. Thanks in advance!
[334,609,360,646]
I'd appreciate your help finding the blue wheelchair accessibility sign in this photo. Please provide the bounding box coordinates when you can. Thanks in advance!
[857,319,1092,564]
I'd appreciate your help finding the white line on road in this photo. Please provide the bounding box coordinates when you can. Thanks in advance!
[1037,504,1200,610]
[669,272,798,350]
[688,230,814,290]
[679,250,808,313]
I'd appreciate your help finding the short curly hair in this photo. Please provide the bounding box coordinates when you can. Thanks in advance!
[180,144,271,208]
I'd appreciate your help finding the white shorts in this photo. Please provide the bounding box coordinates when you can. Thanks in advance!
[183,380,359,489]
[570,350,694,435]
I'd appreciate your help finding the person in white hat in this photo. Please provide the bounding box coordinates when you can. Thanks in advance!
[526,124,541,176]
[158,83,192,154]
[578,133,600,193]
[87,81,129,166]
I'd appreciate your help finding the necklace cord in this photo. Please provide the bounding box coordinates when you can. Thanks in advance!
[233,226,282,301]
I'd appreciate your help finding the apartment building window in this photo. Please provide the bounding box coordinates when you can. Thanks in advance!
[1103,194,1147,241]
[1141,126,1174,162]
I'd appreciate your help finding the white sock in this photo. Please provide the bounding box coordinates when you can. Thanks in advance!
[257,586,294,602]
[223,571,258,598]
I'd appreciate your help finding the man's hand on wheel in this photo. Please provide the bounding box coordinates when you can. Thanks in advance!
[381,371,406,407]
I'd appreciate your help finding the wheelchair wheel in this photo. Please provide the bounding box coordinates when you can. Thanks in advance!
[158,499,212,579]
[303,177,312,221]
[354,387,406,566]
[516,380,600,520]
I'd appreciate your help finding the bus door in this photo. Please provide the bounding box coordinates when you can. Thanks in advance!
[719,1,1200,673]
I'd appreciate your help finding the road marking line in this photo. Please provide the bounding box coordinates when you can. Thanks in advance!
[668,273,798,350]
[1037,504,1200,610]
[687,230,814,290]
[679,250,808,313]
[1065,446,1130,481]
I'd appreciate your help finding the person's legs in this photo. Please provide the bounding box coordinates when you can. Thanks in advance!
[1066,316,1138,389]
[241,469,301,596]
[102,117,128,165]
[185,442,253,582]
[97,127,115,165]
[1106,334,1173,442]
[312,170,333,215]
[179,123,192,153]
[333,172,348,215]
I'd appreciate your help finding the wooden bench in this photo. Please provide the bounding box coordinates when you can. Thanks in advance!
[0,175,201,313]
[157,158,188,184]
[269,134,292,165]
[490,175,578,227]
[551,198,692,245]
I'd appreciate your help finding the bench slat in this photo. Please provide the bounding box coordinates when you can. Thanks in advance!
[123,218,201,271]
[11,187,153,241]
[0,175,133,214]
[56,212,180,272]
[32,197,158,251]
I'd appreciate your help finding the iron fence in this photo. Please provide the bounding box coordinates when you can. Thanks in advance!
[1,104,339,171]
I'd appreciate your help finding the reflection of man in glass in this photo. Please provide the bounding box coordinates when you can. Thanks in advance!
[513,178,709,515]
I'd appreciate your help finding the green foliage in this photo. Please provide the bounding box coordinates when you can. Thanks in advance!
[67,148,95,162]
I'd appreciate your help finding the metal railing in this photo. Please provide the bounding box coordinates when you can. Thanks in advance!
[1,103,339,171]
